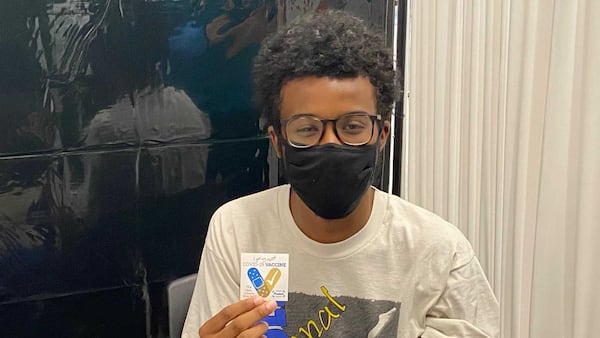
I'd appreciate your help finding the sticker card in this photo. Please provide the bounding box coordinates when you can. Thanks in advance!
[240,253,289,301]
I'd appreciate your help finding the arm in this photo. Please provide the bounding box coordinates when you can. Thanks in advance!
[182,247,239,337]
[421,255,499,337]
[182,211,276,338]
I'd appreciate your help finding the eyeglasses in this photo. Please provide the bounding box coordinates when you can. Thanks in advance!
[279,112,382,148]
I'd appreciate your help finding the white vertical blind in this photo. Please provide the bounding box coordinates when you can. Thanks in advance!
[401,0,600,337]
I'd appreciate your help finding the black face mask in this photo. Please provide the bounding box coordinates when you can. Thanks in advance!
[283,143,379,219]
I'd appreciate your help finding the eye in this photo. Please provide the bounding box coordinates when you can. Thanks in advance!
[287,116,322,136]
[296,125,319,132]
[340,120,368,134]
[344,122,367,129]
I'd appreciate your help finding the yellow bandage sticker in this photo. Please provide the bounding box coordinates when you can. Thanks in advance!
[257,268,282,297]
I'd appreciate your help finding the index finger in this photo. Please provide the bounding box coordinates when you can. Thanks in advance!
[220,299,278,337]
[200,296,266,334]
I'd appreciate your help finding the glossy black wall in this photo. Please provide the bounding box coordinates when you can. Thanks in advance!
[0,1,394,336]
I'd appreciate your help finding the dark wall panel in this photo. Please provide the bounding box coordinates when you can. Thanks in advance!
[1,0,395,336]
[0,287,147,337]
[0,155,61,300]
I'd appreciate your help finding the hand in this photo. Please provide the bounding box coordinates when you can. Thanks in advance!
[198,296,278,338]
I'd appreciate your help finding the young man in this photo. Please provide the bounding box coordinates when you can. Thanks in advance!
[183,10,499,338]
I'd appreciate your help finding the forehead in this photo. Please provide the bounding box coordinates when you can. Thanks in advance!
[279,76,377,119]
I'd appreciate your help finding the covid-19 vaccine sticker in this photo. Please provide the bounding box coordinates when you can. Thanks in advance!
[240,253,289,301]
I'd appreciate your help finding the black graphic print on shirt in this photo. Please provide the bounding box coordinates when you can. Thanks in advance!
[264,286,402,338]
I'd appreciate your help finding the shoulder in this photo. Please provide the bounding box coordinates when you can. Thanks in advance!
[377,190,474,266]
[381,190,465,238]
[213,184,287,218]
[207,185,288,240]
[203,185,289,252]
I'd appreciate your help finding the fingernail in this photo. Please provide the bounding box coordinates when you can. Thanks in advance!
[253,296,266,305]
[265,300,277,312]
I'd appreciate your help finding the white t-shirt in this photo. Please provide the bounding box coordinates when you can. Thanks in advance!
[183,185,499,337]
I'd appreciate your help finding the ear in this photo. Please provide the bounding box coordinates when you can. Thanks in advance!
[268,126,283,158]
[378,120,391,152]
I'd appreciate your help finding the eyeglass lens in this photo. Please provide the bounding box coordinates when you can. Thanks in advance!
[285,113,375,147]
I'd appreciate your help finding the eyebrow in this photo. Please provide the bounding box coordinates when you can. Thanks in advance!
[282,111,374,120]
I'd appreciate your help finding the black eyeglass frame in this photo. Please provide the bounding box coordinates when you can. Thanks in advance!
[277,112,384,149]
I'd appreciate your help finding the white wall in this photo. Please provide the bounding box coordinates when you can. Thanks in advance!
[401,0,600,337]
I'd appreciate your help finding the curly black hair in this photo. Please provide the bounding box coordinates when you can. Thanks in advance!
[253,10,397,129]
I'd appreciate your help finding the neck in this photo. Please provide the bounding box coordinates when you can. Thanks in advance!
[289,187,375,244]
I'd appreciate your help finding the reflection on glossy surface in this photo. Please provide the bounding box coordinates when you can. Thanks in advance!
[0,0,280,154]
[0,0,393,336]
[0,139,269,336]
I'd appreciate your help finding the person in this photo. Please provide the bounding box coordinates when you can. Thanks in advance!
[182,10,499,338]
